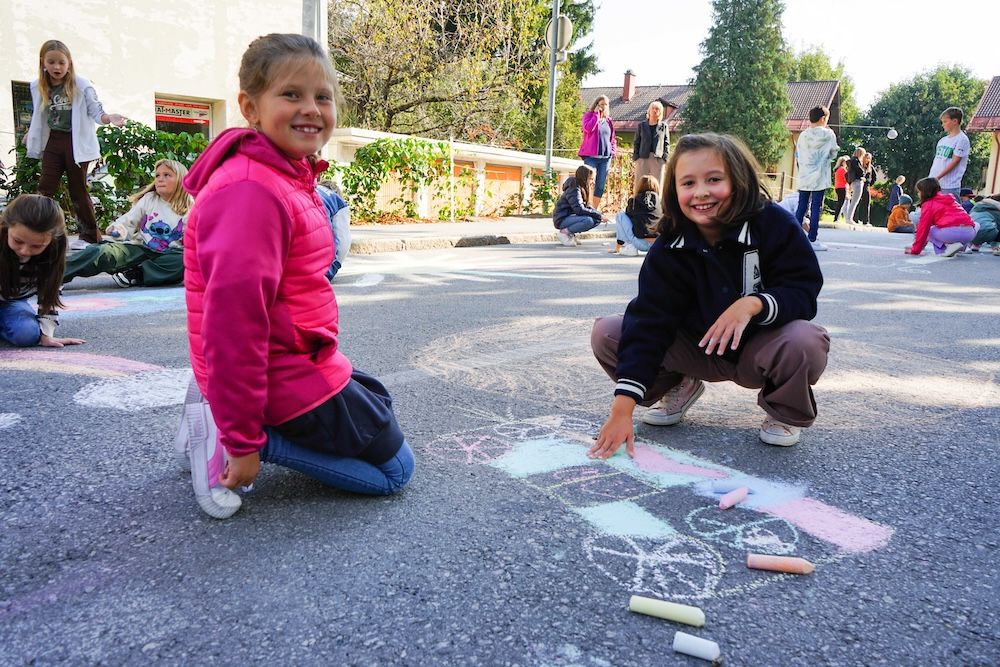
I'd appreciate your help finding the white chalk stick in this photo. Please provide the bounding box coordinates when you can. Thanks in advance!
[672,631,721,662]
[718,486,749,509]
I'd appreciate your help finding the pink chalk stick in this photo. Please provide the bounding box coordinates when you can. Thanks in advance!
[718,486,749,510]
[746,553,815,575]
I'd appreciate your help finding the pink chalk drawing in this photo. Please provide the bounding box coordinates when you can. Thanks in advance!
[0,350,163,378]
[632,444,728,479]
[61,296,124,312]
[427,434,514,465]
[761,497,894,554]
[426,413,895,600]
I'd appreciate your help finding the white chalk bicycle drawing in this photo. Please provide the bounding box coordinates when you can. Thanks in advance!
[424,413,892,601]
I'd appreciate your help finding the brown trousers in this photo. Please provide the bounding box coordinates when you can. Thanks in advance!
[37,130,101,243]
[633,156,666,192]
[591,315,830,427]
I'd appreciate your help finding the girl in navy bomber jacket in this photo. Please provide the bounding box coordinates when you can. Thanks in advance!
[588,133,830,454]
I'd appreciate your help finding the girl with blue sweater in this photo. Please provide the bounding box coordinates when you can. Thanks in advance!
[589,134,830,454]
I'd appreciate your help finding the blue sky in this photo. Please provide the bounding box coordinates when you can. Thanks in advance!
[580,0,995,110]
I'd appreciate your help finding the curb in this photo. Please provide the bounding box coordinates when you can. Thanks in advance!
[349,230,617,255]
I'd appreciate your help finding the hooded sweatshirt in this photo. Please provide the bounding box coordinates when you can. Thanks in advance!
[794,126,839,191]
[625,190,660,239]
[182,128,352,457]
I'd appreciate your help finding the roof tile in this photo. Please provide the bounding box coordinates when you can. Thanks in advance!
[968,76,1000,132]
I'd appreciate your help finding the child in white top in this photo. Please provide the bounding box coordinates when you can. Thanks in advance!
[63,159,192,286]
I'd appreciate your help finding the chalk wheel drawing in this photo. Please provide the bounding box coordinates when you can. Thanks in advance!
[73,368,193,412]
[583,534,724,601]
[425,434,514,465]
[685,506,800,554]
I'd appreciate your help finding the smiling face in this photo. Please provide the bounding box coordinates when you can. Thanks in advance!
[42,49,70,85]
[674,148,732,243]
[153,164,177,199]
[6,223,54,263]
[239,56,336,159]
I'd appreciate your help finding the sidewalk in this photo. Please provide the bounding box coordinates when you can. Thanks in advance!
[68,217,873,256]
[346,216,872,255]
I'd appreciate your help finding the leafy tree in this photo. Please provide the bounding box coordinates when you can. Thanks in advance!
[329,0,550,143]
[855,66,989,192]
[786,46,859,124]
[562,0,599,82]
[681,0,792,169]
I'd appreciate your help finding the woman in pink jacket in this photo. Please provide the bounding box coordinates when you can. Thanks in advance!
[578,95,617,209]
[177,34,414,519]
[905,177,976,257]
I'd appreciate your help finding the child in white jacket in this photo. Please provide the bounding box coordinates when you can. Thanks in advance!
[63,159,192,286]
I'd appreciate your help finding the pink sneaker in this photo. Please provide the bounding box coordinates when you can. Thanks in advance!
[180,379,242,519]
[641,378,705,426]
[759,417,801,447]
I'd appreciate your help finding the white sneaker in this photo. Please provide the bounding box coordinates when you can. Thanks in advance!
[557,229,575,247]
[759,417,801,446]
[810,241,828,252]
[943,243,964,257]
[181,378,242,519]
[620,243,639,256]
[68,238,92,252]
[641,378,705,426]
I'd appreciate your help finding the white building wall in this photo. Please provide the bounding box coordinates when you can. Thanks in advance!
[0,0,311,164]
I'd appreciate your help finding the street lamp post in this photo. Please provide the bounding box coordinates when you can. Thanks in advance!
[544,0,561,175]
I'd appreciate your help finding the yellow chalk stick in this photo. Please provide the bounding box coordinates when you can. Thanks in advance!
[628,595,705,627]
[718,486,749,509]
[746,553,815,575]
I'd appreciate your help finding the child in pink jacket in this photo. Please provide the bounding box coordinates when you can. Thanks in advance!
[176,34,414,519]
[906,177,976,256]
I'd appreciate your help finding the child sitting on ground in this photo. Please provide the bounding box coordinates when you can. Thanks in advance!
[905,177,976,256]
[63,159,191,286]
[553,165,607,246]
[609,175,660,256]
[590,133,829,454]
[887,194,914,233]
[1,194,85,347]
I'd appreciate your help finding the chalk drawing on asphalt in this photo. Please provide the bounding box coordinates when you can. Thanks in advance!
[0,413,22,429]
[424,413,894,601]
[52,287,186,319]
[0,350,163,379]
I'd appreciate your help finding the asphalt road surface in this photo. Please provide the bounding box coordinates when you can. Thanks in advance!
[2,228,999,665]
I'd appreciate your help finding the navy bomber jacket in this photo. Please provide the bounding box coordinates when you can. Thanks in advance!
[613,202,823,402]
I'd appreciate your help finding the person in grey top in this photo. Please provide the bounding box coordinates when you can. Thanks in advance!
[632,101,670,191]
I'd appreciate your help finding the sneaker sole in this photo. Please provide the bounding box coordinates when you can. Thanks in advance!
[759,429,801,447]
[640,382,705,426]
[184,381,242,519]
[943,244,964,258]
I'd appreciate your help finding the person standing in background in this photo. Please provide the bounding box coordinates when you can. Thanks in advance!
[578,96,617,210]
[929,107,971,203]
[632,101,669,192]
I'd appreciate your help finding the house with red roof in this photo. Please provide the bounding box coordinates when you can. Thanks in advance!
[967,76,1000,194]
[580,70,842,194]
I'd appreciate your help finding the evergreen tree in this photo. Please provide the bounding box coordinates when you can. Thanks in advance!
[681,0,792,169]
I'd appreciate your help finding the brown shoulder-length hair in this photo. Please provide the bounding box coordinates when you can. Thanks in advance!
[38,40,77,107]
[574,164,596,204]
[588,95,610,114]
[657,133,770,236]
[0,194,67,312]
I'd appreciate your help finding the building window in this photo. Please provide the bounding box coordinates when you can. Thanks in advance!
[11,81,32,141]
[155,97,213,139]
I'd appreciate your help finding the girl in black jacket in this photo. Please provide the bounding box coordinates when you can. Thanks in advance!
[589,133,829,454]
[610,175,660,256]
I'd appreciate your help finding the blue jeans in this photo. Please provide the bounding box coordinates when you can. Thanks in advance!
[261,431,414,495]
[796,190,825,242]
[614,212,652,251]
[558,214,600,234]
[0,299,41,346]
[582,156,611,197]
[941,188,961,204]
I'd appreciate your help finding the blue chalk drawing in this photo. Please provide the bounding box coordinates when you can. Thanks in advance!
[489,437,592,478]
[573,501,677,539]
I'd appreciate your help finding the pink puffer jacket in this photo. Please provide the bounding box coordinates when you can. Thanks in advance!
[183,128,352,457]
